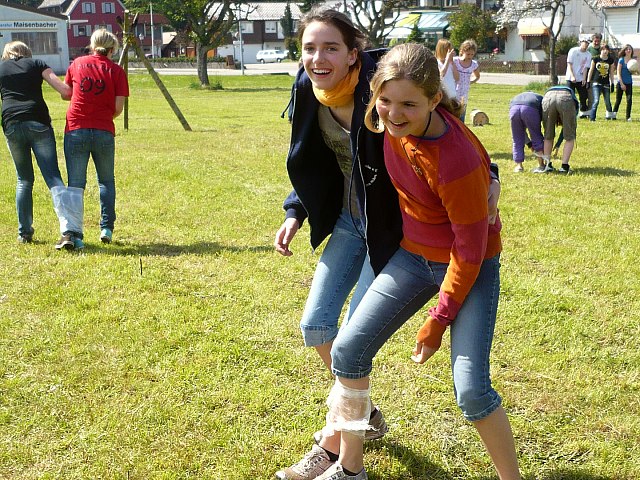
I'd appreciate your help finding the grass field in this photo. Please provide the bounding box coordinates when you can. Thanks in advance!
[0,72,638,479]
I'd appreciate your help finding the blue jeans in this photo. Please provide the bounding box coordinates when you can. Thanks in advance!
[64,128,116,235]
[4,121,65,236]
[331,248,502,421]
[590,83,612,120]
[300,209,375,347]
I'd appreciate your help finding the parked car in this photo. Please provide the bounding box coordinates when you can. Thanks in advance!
[256,49,288,63]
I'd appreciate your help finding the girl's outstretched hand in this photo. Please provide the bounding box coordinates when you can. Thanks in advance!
[411,342,438,364]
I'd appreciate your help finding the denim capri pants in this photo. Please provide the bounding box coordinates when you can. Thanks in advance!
[331,247,502,421]
[299,208,375,347]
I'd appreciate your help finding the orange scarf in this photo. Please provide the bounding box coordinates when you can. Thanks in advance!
[312,65,361,107]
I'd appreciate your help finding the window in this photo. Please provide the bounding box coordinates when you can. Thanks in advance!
[12,32,58,54]
[95,24,112,32]
[240,21,253,34]
[265,21,277,34]
[82,2,96,13]
[524,35,548,50]
[102,2,115,13]
[73,24,92,36]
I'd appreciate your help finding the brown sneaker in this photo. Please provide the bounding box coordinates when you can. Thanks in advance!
[275,444,334,480]
[313,407,388,444]
[55,234,74,251]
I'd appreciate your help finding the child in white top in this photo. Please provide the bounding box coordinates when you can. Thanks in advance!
[453,39,480,122]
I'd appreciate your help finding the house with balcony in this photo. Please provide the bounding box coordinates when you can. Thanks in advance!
[38,0,125,59]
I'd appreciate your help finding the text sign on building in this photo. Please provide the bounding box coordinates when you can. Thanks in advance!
[0,21,59,29]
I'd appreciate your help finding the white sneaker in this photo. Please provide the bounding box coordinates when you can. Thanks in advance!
[313,463,368,480]
[275,444,334,480]
[513,164,524,173]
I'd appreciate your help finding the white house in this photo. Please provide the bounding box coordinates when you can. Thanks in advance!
[0,2,69,73]
[503,2,603,62]
[598,0,640,49]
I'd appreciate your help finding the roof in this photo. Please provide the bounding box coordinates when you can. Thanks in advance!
[38,0,67,9]
[136,13,171,25]
[3,1,66,19]
[395,10,450,33]
[244,2,302,21]
[597,0,638,6]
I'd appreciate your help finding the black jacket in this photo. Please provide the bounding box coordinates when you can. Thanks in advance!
[282,50,402,274]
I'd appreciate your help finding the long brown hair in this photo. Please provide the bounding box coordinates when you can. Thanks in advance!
[297,8,368,70]
[364,43,463,132]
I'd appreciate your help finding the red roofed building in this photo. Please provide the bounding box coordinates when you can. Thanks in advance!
[38,0,125,59]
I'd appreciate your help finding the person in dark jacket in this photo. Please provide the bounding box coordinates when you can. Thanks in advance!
[0,41,73,247]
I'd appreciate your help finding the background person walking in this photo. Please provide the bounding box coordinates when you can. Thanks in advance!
[62,28,129,250]
[0,41,75,248]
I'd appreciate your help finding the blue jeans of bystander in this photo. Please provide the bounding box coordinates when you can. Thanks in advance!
[4,121,65,236]
[64,128,116,236]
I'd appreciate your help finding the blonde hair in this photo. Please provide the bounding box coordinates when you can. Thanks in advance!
[435,39,453,62]
[459,39,478,55]
[90,28,119,56]
[2,41,32,60]
[364,43,463,133]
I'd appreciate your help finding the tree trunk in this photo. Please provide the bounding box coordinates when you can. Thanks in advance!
[549,36,558,85]
[196,44,209,87]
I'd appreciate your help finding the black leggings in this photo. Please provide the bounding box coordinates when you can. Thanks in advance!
[613,83,633,119]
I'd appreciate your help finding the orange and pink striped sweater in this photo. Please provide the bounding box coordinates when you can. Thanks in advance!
[383,106,502,345]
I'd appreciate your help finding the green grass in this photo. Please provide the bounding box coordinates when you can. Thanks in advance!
[0,73,638,479]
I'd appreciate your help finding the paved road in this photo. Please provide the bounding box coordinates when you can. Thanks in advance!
[131,62,551,85]
[132,61,640,86]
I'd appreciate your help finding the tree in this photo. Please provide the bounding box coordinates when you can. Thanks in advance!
[346,0,404,48]
[280,1,298,60]
[299,0,323,14]
[495,0,602,85]
[406,22,424,44]
[448,4,496,52]
[144,0,236,86]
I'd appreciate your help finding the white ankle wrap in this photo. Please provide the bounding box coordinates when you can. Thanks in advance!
[323,379,371,438]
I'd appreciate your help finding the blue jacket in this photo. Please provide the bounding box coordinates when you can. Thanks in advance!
[282,50,402,274]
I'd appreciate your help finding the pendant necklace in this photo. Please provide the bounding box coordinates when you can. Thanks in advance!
[401,111,432,178]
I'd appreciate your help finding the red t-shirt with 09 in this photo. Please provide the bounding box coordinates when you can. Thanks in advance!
[65,54,129,135]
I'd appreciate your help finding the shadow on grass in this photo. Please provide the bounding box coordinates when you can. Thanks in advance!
[365,440,452,480]
[82,241,273,257]
[524,470,618,480]
[367,441,619,480]
[571,166,636,177]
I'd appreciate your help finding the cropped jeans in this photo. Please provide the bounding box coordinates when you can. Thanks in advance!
[300,208,375,347]
[64,128,116,236]
[331,248,502,421]
[4,121,65,236]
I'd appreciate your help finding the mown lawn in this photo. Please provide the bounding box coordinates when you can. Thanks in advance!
[0,72,638,479]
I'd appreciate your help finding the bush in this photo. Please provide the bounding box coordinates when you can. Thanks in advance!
[554,35,579,55]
